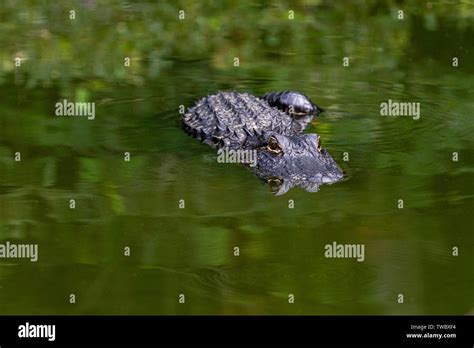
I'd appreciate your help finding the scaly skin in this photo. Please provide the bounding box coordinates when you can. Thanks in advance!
[251,132,343,195]
[183,91,313,149]
[182,91,343,195]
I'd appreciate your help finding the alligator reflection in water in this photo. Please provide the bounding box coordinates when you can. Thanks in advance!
[182,91,343,195]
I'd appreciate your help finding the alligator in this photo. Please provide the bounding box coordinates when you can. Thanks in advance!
[182,91,343,195]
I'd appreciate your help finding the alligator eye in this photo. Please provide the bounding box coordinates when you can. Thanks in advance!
[211,135,224,147]
[266,136,282,155]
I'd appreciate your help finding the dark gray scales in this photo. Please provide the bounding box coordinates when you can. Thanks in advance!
[183,91,313,149]
[181,90,343,195]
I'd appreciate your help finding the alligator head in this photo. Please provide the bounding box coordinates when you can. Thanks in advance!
[251,132,344,195]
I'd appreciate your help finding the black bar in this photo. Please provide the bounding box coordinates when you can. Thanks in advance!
[0,316,472,345]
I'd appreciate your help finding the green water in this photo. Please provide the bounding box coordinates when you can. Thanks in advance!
[0,1,473,315]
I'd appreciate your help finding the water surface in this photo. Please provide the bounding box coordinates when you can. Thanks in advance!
[0,1,473,315]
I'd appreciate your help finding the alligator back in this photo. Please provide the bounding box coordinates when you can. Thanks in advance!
[182,92,313,149]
